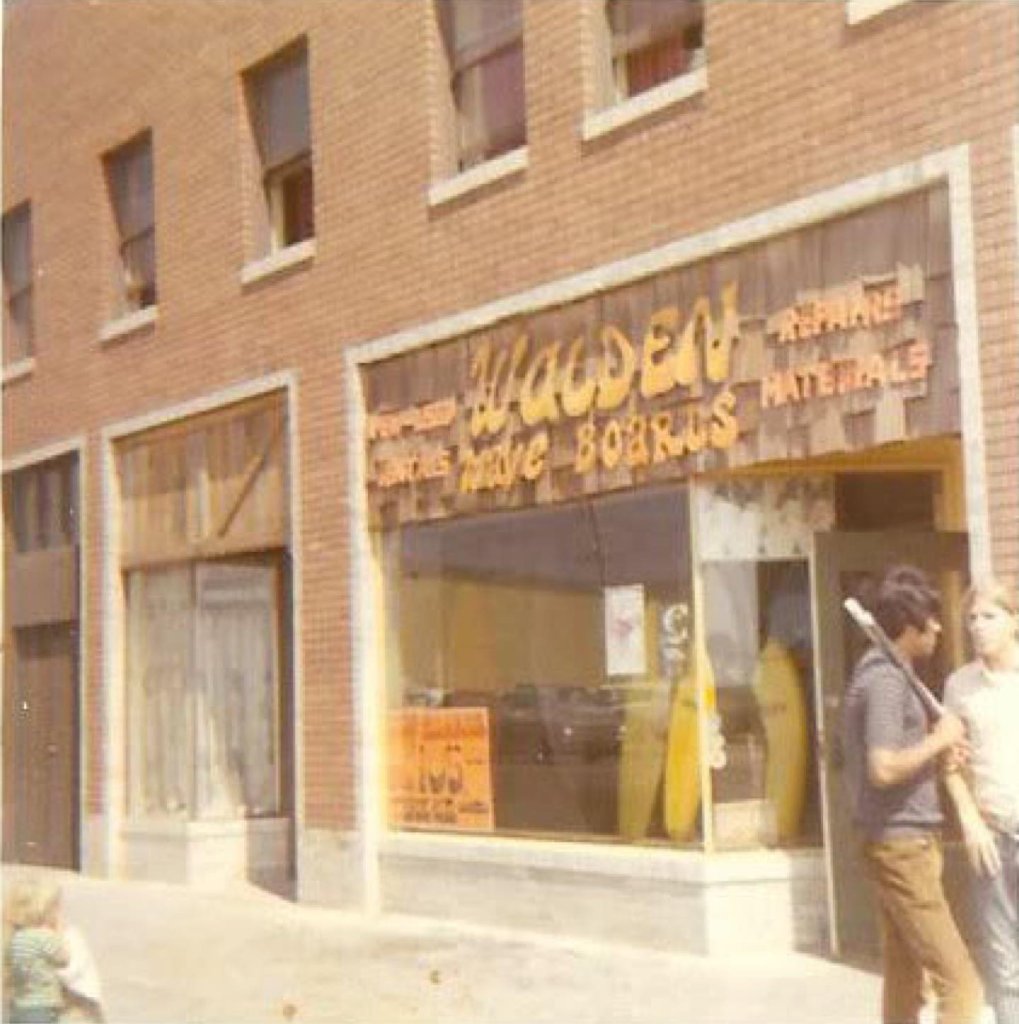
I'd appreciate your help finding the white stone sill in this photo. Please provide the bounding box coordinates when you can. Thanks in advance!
[240,238,316,287]
[99,305,158,345]
[846,0,914,25]
[428,147,529,208]
[2,357,35,385]
[582,66,708,143]
[382,831,823,884]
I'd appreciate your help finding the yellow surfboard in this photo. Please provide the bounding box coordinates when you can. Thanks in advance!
[617,683,671,840]
[664,647,716,842]
[752,639,808,843]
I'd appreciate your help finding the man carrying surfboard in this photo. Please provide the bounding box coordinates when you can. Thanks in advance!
[842,565,983,1024]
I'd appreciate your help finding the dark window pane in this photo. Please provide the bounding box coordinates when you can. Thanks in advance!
[280,163,315,246]
[2,204,32,291]
[122,228,157,309]
[5,289,34,361]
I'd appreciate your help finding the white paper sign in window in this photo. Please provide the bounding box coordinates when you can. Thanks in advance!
[604,584,647,677]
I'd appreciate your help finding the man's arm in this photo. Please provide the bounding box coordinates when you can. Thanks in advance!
[866,710,966,788]
[943,769,1001,877]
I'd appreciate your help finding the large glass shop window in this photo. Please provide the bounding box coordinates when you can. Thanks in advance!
[382,488,704,845]
[694,477,831,849]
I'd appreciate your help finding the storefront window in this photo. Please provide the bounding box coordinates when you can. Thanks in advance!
[381,488,704,845]
[694,477,833,849]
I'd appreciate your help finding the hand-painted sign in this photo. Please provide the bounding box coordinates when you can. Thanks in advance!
[387,708,495,832]
[362,187,957,526]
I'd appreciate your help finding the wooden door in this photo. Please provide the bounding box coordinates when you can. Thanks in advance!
[812,530,968,964]
[2,623,79,868]
[3,455,80,869]
[194,562,282,820]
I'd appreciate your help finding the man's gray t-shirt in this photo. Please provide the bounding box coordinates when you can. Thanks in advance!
[842,646,943,840]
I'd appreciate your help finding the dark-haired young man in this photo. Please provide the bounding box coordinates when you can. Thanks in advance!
[843,565,983,1024]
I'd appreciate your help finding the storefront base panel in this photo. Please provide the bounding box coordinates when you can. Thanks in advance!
[296,828,364,909]
[378,838,827,955]
[119,818,291,892]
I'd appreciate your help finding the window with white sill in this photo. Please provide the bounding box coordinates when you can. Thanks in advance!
[245,41,315,255]
[105,133,157,317]
[603,0,704,105]
[437,0,527,173]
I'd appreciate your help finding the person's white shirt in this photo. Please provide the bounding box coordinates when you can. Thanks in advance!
[944,660,1019,834]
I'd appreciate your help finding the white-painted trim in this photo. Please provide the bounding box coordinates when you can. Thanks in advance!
[947,148,992,578]
[3,434,84,474]
[345,357,382,916]
[1,435,89,873]
[427,146,528,208]
[846,0,914,26]
[77,440,90,873]
[98,306,158,345]
[2,357,35,385]
[102,370,294,441]
[100,430,125,875]
[285,374,306,861]
[99,370,299,878]
[582,66,707,143]
[240,239,316,287]
[1013,126,1019,310]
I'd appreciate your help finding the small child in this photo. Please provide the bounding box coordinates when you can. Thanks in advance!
[4,876,70,1024]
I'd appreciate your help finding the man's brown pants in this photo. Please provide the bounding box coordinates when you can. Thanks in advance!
[863,836,983,1024]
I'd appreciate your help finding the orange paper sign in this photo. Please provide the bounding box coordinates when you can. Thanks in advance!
[388,708,495,832]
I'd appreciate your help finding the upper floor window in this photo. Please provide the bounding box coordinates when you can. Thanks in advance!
[2,203,34,364]
[245,42,314,253]
[105,133,157,314]
[606,0,704,102]
[438,0,526,171]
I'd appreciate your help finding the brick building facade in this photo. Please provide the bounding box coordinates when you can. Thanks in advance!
[3,0,1017,957]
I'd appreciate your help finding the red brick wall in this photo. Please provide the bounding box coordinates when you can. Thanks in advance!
[3,0,1017,831]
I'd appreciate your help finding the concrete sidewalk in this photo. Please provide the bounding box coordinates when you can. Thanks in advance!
[3,865,881,1024]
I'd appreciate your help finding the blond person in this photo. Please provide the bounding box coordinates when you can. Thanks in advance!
[944,580,1019,1024]
[4,877,69,1024]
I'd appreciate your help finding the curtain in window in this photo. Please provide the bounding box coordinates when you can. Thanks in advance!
[254,52,310,171]
[443,0,525,167]
[608,0,703,98]
[110,140,154,242]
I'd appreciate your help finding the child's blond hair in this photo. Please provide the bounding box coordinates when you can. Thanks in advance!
[4,876,62,931]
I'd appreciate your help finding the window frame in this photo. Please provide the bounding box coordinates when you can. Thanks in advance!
[2,202,35,364]
[104,133,157,315]
[246,41,315,255]
[604,0,705,105]
[846,0,914,25]
[437,0,527,172]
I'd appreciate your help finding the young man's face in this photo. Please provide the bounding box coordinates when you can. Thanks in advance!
[899,616,942,662]
[966,597,1018,664]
